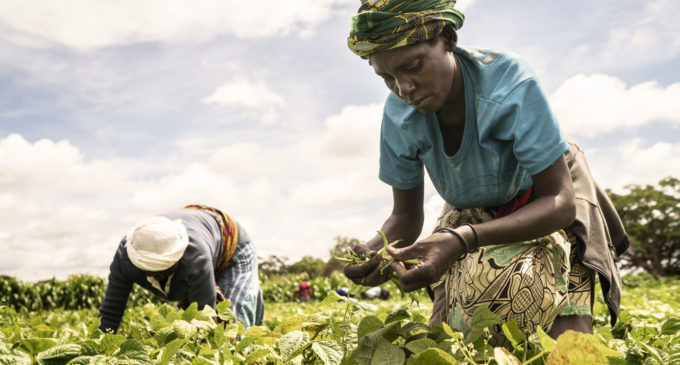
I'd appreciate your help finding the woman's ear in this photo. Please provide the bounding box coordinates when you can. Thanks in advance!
[439,25,458,51]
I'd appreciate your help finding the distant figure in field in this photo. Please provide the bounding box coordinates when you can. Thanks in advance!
[297,277,312,302]
[336,287,350,297]
[98,204,264,333]
[360,286,390,300]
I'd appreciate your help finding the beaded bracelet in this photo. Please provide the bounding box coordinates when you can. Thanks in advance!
[434,227,469,260]
[462,223,479,251]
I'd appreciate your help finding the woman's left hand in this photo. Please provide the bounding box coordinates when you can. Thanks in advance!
[386,230,467,292]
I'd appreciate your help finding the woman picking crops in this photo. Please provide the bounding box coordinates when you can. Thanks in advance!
[98,204,264,333]
[342,0,629,343]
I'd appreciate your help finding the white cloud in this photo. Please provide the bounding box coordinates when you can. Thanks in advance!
[203,77,285,108]
[550,74,680,137]
[323,104,383,159]
[203,77,285,124]
[596,0,680,71]
[0,0,354,50]
[0,134,81,190]
[0,104,403,281]
[586,138,680,193]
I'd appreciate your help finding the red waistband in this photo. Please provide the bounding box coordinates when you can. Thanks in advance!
[494,187,534,219]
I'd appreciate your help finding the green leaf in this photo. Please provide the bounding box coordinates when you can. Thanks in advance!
[191,318,215,333]
[357,316,384,339]
[546,330,624,364]
[0,354,31,365]
[465,306,502,343]
[398,322,429,337]
[353,300,378,312]
[302,321,330,335]
[370,337,404,365]
[280,315,307,334]
[64,355,109,364]
[36,344,81,364]
[318,292,343,307]
[638,341,666,364]
[372,321,402,343]
[216,299,232,315]
[661,317,680,336]
[190,356,216,365]
[278,331,309,362]
[234,336,255,354]
[181,302,199,322]
[404,338,437,355]
[201,305,217,320]
[116,349,153,365]
[223,323,241,340]
[439,322,460,340]
[244,346,271,364]
[246,326,268,338]
[501,320,525,348]
[384,309,410,324]
[493,347,520,365]
[217,308,235,323]
[172,320,197,339]
[406,347,457,365]
[668,345,680,365]
[536,326,556,353]
[78,341,101,356]
[350,333,379,365]
[16,338,57,356]
[213,322,225,347]
[311,340,343,365]
[86,319,102,339]
[99,333,126,355]
[118,339,145,354]
[160,339,185,365]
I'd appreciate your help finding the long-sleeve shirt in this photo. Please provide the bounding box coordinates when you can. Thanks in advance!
[98,209,249,332]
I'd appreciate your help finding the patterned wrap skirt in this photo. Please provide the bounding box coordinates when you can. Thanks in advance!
[433,205,593,345]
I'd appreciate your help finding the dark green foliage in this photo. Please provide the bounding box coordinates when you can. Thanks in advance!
[608,176,680,276]
[0,274,161,312]
[287,256,327,278]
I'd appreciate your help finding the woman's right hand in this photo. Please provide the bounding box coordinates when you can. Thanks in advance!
[343,243,394,286]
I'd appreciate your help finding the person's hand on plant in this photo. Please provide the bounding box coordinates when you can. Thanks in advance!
[387,229,467,292]
[343,242,395,286]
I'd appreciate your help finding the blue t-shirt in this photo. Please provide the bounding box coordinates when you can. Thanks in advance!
[379,47,569,208]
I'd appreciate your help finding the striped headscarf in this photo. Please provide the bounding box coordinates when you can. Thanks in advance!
[347,0,465,58]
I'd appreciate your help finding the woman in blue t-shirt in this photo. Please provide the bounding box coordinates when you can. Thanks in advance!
[343,0,628,344]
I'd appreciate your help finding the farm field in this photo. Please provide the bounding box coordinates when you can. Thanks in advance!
[1,273,679,364]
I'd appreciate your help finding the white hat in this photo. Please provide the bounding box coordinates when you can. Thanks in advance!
[125,216,189,272]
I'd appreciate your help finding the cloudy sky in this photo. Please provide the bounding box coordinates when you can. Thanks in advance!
[1,0,679,282]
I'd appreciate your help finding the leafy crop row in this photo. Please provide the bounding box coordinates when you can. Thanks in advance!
[1,273,375,312]
[0,273,678,364]
[0,275,162,312]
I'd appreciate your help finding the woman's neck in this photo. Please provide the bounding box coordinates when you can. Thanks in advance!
[436,55,465,129]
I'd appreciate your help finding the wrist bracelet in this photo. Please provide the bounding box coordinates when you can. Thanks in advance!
[462,223,479,251]
[434,227,469,260]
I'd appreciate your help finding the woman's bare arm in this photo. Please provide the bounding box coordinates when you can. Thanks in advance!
[388,154,575,291]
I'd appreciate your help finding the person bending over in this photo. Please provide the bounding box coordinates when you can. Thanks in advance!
[98,204,264,333]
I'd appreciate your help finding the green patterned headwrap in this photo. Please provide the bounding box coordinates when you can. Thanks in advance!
[347,0,465,58]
